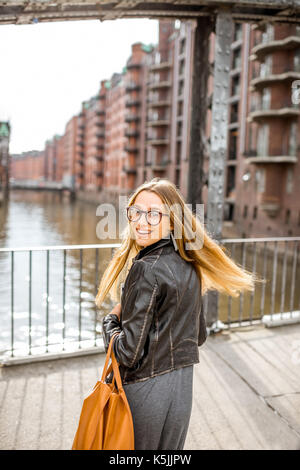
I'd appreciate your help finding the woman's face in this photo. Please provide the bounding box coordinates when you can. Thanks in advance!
[129,191,172,248]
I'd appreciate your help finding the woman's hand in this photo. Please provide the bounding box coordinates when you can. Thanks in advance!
[110,302,121,320]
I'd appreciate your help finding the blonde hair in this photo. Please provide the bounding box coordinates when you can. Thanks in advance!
[95,178,256,310]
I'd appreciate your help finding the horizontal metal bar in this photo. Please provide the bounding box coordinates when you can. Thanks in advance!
[222,237,300,244]
[1,237,300,253]
[263,311,300,328]
[0,243,121,253]
[1,344,105,367]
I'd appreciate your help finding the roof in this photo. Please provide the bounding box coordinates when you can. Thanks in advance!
[142,43,155,53]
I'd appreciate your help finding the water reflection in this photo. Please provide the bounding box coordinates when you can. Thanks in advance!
[0,190,121,356]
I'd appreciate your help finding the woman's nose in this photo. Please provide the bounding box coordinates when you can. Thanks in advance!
[138,212,150,225]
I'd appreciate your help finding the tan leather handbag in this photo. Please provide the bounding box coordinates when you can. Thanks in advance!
[72,333,134,450]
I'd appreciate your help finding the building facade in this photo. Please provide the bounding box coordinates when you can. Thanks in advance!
[224,22,300,237]
[9,20,300,237]
[10,150,44,185]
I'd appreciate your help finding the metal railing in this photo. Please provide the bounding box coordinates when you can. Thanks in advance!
[214,237,300,330]
[0,243,120,365]
[0,237,299,365]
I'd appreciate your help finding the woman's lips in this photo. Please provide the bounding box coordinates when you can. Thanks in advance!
[136,228,152,236]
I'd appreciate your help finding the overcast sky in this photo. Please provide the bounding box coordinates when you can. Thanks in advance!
[0,19,158,154]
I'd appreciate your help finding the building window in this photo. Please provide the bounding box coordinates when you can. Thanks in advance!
[178,79,184,96]
[289,122,297,156]
[149,110,158,121]
[250,93,259,112]
[257,124,269,156]
[177,121,182,137]
[262,24,274,43]
[229,129,238,159]
[234,23,243,42]
[179,59,185,76]
[255,169,265,193]
[253,206,257,219]
[243,205,248,218]
[175,168,180,187]
[176,141,181,165]
[294,47,300,72]
[226,166,236,198]
[285,209,291,225]
[230,102,239,123]
[231,75,240,96]
[232,48,241,69]
[286,168,294,194]
[260,54,272,78]
[177,100,183,116]
[224,202,235,221]
[180,38,186,55]
[248,123,254,150]
[261,87,271,110]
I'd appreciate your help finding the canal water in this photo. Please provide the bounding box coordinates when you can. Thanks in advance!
[0,189,121,357]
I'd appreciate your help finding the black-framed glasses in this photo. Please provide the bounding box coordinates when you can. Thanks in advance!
[126,205,169,226]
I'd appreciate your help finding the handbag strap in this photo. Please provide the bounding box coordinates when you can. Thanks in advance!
[110,345,123,392]
[100,332,124,392]
[100,332,119,383]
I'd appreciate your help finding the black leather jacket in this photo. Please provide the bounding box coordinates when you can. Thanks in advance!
[102,235,207,385]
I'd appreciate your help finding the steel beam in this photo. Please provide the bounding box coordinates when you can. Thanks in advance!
[206,10,234,327]
[187,16,213,210]
[207,10,234,241]
[1,1,300,25]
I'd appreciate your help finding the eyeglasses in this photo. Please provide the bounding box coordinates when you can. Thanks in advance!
[126,205,169,226]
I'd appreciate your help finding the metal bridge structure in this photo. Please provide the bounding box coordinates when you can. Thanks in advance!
[0,1,299,25]
[1,1,300,325]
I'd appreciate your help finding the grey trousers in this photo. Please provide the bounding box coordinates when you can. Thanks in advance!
[123,365,194,450]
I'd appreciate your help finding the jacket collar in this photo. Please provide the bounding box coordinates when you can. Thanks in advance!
[133,235,174,261]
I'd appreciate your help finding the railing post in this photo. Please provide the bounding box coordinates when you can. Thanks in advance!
[10,251,14,357]
[62,249,66,351]
[46,250,50,353]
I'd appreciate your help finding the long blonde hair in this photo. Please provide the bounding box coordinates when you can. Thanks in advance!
[95,178,256,310]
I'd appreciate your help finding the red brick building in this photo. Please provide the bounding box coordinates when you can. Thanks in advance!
[233,22,300,237]
[123,42,151,193]
[44,135,60,182]
[75,80,107,193]
[63,115,77,189]
[103,73,126,196]
[11,150,44,184]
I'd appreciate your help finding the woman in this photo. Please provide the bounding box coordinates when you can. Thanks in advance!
[95,178,255,450]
